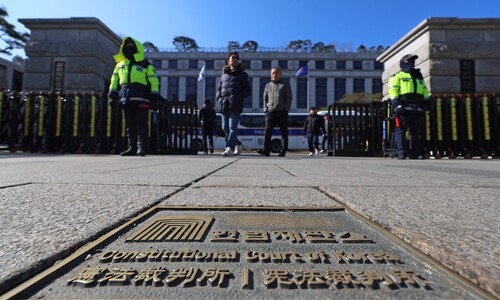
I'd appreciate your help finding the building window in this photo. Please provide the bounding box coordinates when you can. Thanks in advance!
[205,60,214,69]
[374,61,384,70]
[299,60,308,67]
[278,60,288,70]
[316,60,325,70]
[262,60,271,69]
[186,77,198,101]
[152,60,162,69]
[244,81,253,108]
[353,61,362,70]
[167,77,179,101]
[316,78,327,108]
[337,61,346,70]
[334,78,346,101]
[204,77,216,102]
[297,78,308,109]
[353,78,365,93]
[242,60,251,70]
[168,60,178,69]
[189,60,198,69]
[460,60,475,93]
[372,78,383,94]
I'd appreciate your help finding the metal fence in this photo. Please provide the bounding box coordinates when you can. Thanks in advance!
[324,93,500,158]
[0,91,199,155]
[379,93,500,158]
[2,90,499,158]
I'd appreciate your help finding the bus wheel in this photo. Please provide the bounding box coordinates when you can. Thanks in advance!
[192,138,203,151]
[270,139,281,153]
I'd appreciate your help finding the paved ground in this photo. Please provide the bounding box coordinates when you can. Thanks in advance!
[0,151,499,298]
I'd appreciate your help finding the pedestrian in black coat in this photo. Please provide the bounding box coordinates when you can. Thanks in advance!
[302,107,326,156]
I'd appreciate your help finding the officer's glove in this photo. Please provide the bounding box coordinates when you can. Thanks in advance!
[393,105,405,116]
[391,98,404,116]
[108,90,118,106]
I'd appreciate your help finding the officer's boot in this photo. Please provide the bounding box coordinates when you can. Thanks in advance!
[121,129,137,156]
[136,110,148,157]
[137,131,148,157]
[120,147,137,156]
[136,147,146,157]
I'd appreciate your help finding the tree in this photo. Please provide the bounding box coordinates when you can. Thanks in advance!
[227,41,240,52]
[143,41,159,52]
[357,44,367,53]
[339,92,383,103]
[376,45,385,53]
[311,42,325,53]
[302,40,312,52]
[286,40,303,52]
[241,40,258,52]
[368,46,376,53]
[322,44,336,53]
[0,6,29,55]
[172,36,199,52]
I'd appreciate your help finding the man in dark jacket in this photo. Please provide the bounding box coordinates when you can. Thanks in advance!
[199,98,216,154]
[216,52,251,156]
[303,106,326,156]
[257,67,292,157]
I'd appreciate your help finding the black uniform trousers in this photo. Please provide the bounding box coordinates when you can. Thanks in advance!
[264,111,288,153]
[123,104,149,152]
[395,111,423,158]
[202,125,214,153]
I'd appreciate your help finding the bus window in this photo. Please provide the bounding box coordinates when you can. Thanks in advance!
[240,115,265,128]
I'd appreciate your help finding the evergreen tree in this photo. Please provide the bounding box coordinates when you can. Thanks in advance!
[0,6,29,55]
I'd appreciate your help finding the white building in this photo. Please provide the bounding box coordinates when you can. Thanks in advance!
[146,51,384,113]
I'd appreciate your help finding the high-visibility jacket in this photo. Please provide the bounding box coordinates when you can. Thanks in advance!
[109,37,159,104]
[388,69,429,111]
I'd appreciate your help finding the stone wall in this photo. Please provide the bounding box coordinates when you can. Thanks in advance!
[19,17,121,93]
[378,18,500,97]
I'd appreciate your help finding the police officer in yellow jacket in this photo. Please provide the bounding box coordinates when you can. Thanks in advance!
[388,54,430,159]
[108,37,160,156]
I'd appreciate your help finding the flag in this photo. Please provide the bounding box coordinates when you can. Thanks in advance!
[197,64,206,81]
[295,65,308,77]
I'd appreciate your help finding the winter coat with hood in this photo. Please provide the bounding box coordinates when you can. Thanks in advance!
[109,37,159,105]
[216,63,251,114]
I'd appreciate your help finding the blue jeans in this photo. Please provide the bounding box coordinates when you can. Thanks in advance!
[307,133,319,153]
[222,112,241,149]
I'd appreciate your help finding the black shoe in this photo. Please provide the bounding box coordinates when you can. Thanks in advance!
[257,149,270,156]
[120,147,137,156]
[278,151,286,157]
[137,149,146,157]
[209,147,214,154]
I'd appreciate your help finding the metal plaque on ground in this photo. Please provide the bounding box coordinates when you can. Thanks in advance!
[1,206,490,299]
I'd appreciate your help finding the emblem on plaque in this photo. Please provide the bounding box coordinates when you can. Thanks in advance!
[126,216,214,242]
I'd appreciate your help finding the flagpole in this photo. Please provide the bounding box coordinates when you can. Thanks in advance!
[306,62,310,110]
[203,62,206,101]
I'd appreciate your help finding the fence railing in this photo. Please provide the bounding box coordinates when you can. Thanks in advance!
[2,90,499,158]
[0,91,199,155]
[379,93,500,158]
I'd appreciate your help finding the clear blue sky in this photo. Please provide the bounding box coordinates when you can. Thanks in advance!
[1,0,499,58]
